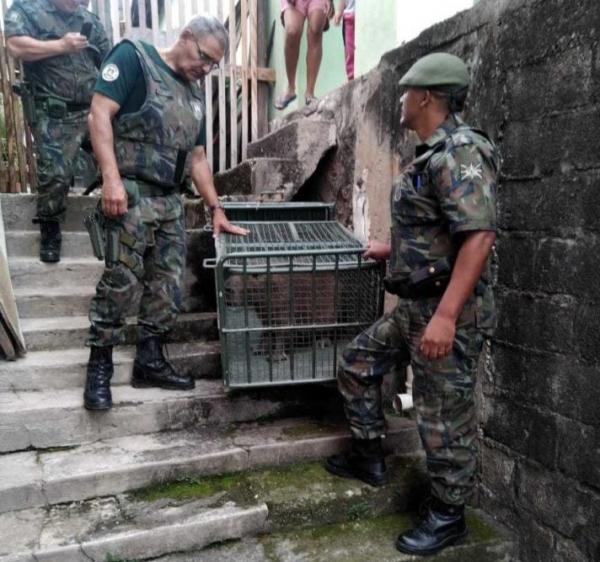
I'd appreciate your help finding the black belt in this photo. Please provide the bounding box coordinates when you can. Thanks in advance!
[125,178,178,198]
[384,277,449,299]
[66,102,89,112]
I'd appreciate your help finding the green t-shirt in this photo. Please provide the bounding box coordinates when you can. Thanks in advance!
[95,41,206,146]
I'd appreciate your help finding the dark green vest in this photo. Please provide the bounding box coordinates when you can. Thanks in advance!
[14,0,104,105]
[113,40,205,189]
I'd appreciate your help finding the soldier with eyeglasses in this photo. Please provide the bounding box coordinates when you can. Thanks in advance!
[83,14,247,411]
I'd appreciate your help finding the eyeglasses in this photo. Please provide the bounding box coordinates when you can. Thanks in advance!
[195,44,220,71]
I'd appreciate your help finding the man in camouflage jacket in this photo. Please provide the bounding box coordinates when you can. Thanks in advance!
[325,53,500,556]
[83,14,247,411]
[4,0,110,262]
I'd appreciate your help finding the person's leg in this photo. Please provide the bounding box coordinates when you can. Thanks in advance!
[396,298,483,555]
[33,109,87,262]
[326,304,410,486]
[85,200,148,410]
[305,5,328,100]
[343,11,355,81]
[133,194,193,390]
[275,2,305,108]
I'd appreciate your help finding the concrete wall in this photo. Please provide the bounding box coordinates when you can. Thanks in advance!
[292,0,600,560]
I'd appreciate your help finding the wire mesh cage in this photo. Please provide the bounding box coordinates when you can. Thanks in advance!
[222,201,335,222]
[209,221,385,388]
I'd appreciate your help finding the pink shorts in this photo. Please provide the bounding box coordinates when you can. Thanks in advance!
[280,0,330,19]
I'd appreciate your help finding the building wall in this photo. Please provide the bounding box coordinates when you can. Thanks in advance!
[295,0,600,560]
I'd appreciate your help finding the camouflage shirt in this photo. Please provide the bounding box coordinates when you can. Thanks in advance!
[4,0,110,105]
[389,115,500,331]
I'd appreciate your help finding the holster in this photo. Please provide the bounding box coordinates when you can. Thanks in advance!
[83,205,120,266]
[12,81,37,126]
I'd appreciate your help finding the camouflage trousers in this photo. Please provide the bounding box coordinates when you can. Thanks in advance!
[87,191,186,347]
[32,105,90,221]
[338,296,484,505]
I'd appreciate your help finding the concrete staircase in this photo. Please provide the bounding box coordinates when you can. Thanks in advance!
[0,119,515,560]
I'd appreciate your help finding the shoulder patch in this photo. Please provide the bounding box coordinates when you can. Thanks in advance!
[102,63,120,82]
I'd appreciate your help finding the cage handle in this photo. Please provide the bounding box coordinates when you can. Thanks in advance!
[203,258,218,269]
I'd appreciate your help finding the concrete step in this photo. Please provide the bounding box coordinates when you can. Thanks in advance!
[18,312,218,352]
[6,228,210,260]
[0,341,221,392]
[0,193,98,232]
[0,193,207,232]
[0,451,422,562]
[0,378,348,453]
[156,512,515,562]
[14,283,208,319]
[10,257,104,288]
[0,416,418,513]
[5,230,93,259]
[247,119,337,162]
[214,157,304,197]
[0,500,268,562]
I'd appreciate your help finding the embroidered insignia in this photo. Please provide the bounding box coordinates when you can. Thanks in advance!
[460,163,483,181]
[102,63,120,82]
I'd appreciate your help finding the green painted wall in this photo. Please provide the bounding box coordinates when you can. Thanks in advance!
[354,0,398,78]
[267,0,347,118]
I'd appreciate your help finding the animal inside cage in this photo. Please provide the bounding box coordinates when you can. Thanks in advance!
[208,221,385,388]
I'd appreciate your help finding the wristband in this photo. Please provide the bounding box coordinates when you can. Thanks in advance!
[208,203,225,214]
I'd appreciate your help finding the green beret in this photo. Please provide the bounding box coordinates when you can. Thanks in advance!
[399,52,470,89]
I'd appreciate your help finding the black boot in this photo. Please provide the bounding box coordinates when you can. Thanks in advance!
[132,336,195,390]
[325,437,389,487]
[395,498,467,556]
[39,220,62,263]
[84,346,113,410]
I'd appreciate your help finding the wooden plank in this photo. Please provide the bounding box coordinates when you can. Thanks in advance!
[250,0,258,142]
[0,27,18,192]
[124,0,133,38]
[110,0,121,44]
[5,43,27,192]
[240,0,248,160]
[149,0,160,45]
[228,0,238,168]
[256,0,269,138]
[164,0,174,44]
[227,64,275,83]
[178,0,186,28]
[205,71,214,172]
[217,0,226,171]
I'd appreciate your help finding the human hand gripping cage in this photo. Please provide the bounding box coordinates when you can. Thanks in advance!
[205,221,385,388]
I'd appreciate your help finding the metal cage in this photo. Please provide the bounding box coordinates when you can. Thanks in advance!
[209,221,385,388]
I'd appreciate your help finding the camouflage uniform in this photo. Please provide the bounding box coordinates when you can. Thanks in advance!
[87,40,205,347]
[339,115,499,505]
[3,0,110,220]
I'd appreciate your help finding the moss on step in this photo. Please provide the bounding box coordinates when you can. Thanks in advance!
[130,457,428,532]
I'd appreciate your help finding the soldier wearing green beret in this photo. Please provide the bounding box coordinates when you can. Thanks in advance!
[4,0,110,262]
[326,52,500,556]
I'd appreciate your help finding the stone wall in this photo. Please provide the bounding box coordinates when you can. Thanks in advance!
[295,0,600,560]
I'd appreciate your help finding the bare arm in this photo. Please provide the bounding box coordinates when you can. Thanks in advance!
[7,33,88,62]
[88,93,128,218]
[419,230,496,359]
[190,147,248,236]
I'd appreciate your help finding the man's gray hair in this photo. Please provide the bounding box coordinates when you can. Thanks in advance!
[184,14,229,55]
